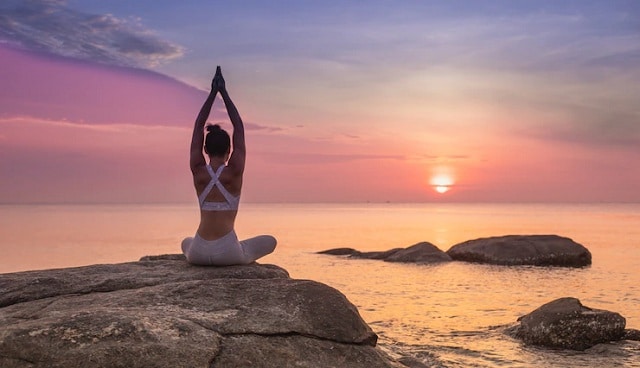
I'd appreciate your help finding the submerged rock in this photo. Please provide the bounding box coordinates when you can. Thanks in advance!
[0,255,396,368]
[447,234,591,267]
[319,242,451,265]
[507,297,626,350]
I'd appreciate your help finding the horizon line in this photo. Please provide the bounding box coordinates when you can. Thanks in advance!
[2,200,639,206]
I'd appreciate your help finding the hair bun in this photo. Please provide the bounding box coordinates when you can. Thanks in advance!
[206,124,222,132]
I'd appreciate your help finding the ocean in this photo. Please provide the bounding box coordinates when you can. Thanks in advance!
[1,203,639,367]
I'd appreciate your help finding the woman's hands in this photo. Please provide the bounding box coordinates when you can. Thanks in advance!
[212,66,226,92]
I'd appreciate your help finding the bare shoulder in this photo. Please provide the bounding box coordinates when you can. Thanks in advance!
[219,164,243,194]
[224,160,244,177]
[226,148,246,176]
[191,163,211,191]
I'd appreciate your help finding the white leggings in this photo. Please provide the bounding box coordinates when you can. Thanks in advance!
[181,230,277,266]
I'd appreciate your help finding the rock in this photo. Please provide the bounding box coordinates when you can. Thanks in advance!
[385,242,452,264]
[0,255,396,368]
[0,254,288,308]
[139,254,186,261]
[447,235,591,267]
[624,329,640,341]
[351,248,404,260]
[397,356,432,368]
[507,297,626,350]
[319,243,451,265]
[316,247,358,256]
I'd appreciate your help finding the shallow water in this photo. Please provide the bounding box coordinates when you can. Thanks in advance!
[1,203,639,367]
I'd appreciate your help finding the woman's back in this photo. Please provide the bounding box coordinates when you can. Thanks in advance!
[194,164,241,239]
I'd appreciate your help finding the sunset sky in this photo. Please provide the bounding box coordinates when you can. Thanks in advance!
[1,0,639,203]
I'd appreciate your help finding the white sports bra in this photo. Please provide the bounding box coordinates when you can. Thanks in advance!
[198,165,240,211]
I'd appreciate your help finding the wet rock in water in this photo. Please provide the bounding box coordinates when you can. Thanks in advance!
[397,356,430,368]
[384,242,452,264]
[507,297,626,350]
[396,355,443,368]
[447,234,591,267]
[319,242,451,265]
[317,247,358,256]
[351,248,404,260]
[0,255,398,368]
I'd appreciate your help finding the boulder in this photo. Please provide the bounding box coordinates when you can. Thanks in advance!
[384,242,452,264]
[319,243,451,265]
[507,297,626,350]
[0,255,396,368]
[447,235,591,267]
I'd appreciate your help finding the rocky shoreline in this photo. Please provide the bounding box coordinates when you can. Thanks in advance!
[1,240,637,367]
[0,255,409,368]
[318,234,639,353]
[319,234,592,267]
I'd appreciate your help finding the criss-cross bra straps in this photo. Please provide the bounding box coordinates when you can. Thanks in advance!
[198,165,239,211]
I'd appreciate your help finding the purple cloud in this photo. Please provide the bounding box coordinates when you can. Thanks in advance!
[0,0,183,67]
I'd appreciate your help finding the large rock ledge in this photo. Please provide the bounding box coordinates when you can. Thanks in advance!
[0,255,399,368]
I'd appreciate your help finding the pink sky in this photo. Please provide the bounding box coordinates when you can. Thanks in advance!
[1,44,638,203]
[2,0,640,204]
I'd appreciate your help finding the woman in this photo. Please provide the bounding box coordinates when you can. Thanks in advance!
[181,67,277,266]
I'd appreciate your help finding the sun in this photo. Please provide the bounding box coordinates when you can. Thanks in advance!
[435,185,450,194]
[430,174,454,194]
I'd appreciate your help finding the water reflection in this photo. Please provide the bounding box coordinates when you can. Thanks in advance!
[284,252,640,367]
[1,203,639,367]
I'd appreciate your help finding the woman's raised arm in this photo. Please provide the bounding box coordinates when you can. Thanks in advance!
[216,69,246,175]
[190,69,220,173]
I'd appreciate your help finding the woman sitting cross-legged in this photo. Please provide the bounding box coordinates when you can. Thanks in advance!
[181,66,277,266]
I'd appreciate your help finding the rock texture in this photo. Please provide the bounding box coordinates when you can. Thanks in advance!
[319,242,451,264]
[0,255,397,368]
[447,235,591,267]
[624,329,640,341]
[507,297,626,350]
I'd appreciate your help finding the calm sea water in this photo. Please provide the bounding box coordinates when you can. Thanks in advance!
[1,203,639,367]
